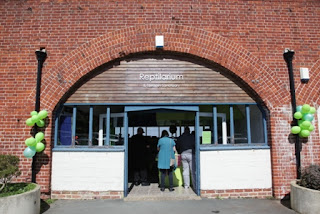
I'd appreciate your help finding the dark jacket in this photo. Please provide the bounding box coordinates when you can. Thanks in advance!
[177,133,195,154]
[130,134,148,166]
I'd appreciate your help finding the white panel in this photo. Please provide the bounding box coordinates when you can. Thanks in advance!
[52,152,124,191]
[200,150,272,189]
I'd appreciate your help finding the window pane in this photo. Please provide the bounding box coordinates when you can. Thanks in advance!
[146,126,162,138]
[234,105,247,144]
[250,105,265,143]
[58,106,73,146]
[217,105,230,144]
[128,127,135,138]
[110,106,124,146]
[75,106,90,146]
[93,106,106,146]
[199,105,213,144]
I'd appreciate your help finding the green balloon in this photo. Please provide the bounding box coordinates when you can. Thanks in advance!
[36,142,45,152]
[300,129,310,137]
[294,112,302,120]
[26,118,34,126]
[301,104,311,114]
[300,121,311,129]
[299,132,304,138]
[298,120,303,126]
[38,110,48,120]
[291,126,301,134]
[35,132,45,142]
[308,124,315,132]
[309,107,316,114]
[30,111,38,116]
[36,120,45,128]
[31,115,40,123]
[25,137,37,147]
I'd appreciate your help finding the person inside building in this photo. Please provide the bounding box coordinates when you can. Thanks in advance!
[130,127,150,186]
[169,125,178,140]
[177,126,195,189]
[157,130,176,192]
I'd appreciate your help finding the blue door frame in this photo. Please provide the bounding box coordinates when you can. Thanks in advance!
[124,106,200,197]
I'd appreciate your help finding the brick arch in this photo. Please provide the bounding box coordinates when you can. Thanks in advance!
[299,58,320,106]
[37,24,287,111]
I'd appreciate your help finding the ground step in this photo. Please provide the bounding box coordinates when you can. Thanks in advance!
[124,184,202,201]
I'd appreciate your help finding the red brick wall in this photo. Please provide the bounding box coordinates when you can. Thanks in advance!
[1,0,320,199]
[51,190,123,200]
[201,188,273,199]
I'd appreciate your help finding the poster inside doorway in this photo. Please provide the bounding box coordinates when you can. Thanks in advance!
[202,131,211,144]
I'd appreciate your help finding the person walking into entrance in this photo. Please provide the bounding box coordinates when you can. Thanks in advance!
[157,130,176,192]
[131,127,150,186]
[177,126,195,189]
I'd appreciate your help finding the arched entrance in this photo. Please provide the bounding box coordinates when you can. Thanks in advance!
[51,53,271,199]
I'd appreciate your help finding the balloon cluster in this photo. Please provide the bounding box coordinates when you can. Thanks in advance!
[23,110,48,158]
[291,104,316,138]
[26,110,48,127]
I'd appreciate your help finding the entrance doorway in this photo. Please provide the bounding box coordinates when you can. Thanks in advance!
[124,106,200,197]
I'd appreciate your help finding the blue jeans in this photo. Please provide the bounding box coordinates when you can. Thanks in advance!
[160,168,173,188]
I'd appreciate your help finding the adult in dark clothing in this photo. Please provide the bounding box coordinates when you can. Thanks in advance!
[130,127,150,186]
[177,126,195,189]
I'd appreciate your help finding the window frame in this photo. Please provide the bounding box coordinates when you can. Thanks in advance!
[200,103,268,151]
[53,103,269,152]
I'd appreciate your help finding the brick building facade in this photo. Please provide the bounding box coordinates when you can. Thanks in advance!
[1,0,320,199]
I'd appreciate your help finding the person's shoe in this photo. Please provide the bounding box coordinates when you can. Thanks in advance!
[184,186,189,189]
[160,188,165,192]
[134,181,140,186]
[141,182,150,186]
[169,188,175,192]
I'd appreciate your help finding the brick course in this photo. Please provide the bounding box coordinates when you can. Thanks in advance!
[1,0,319,199]
[51,191,123,200]
[201,188,273,199]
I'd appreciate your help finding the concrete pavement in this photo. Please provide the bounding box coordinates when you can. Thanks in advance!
[42,198,297,214]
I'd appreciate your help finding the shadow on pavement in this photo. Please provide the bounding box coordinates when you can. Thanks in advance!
[280,193,291,210]
[40,199,51,214]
